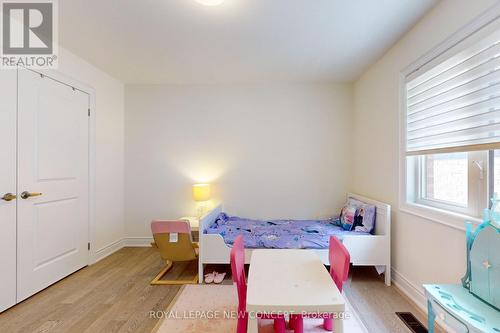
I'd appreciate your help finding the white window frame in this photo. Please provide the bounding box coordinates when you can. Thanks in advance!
[413,151,488,217]
[399,3,500,231]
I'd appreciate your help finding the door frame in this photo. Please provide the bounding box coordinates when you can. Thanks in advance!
[20,66,98,265]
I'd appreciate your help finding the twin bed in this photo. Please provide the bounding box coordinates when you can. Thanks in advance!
[198,193,391,286]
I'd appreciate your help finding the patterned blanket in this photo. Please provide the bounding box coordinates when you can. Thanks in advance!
[204,212,370,249]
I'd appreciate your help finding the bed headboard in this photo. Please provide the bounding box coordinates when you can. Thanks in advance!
[200,204,222,233]
[347,193,391,236]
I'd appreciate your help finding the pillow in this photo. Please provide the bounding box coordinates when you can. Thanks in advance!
[339,204,357,231]
[345,198,376,234]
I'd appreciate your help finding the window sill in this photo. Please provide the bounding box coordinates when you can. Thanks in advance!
[399,202,483,232]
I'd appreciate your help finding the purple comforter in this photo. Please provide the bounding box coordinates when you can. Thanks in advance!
[204,212,370,249]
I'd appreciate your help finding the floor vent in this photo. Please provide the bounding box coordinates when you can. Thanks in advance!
[396,312,428,333]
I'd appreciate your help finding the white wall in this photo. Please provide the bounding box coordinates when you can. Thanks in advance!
[57,47,125,254]
[125,83,352,238]
[352,0,498,307]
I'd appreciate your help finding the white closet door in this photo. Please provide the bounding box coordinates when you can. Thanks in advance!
[0,70,17,312]
[17,68,90,302]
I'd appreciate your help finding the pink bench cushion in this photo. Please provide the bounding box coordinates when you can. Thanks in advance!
[151,220,191,235]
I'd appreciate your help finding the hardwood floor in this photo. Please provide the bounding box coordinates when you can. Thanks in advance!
[0,247,185,333]
[0,247,435,333]
[344,267,442,333]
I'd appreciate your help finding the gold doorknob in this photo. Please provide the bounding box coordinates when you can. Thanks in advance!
[20,191,42,199]
[1,193,16,201]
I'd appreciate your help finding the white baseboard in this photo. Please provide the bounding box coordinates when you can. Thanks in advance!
[391,268,453,332]
[124,237,154,247]
[90,236,153,264]
[93,238,125,263]
[391,268,427,312]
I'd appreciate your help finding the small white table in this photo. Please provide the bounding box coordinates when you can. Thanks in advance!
[180,216,199,231]
[247,249,345,333]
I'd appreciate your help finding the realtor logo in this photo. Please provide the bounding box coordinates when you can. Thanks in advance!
[1,0,58,68]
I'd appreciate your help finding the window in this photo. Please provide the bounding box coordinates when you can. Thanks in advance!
[403,21,500,219]
[494,150,500,195]
[409,151,487,217]
[421,152,468,207]
[488,149,500,201]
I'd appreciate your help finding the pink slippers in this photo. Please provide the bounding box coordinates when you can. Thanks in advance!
[204,272,215,284]
[204,271,226,284]
[213,272,226,284]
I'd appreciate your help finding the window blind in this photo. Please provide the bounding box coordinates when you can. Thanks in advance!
[405,29,500,155]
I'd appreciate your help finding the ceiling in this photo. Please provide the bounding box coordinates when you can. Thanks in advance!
[59,0,437,84]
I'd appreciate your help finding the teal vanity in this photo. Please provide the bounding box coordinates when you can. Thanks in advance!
[424,196,500,333]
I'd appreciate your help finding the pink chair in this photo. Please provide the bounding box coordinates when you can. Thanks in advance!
[150,220,199,285]
[230,235,286,333]
[290,236,351,332]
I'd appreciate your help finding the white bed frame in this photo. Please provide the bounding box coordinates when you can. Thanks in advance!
[198,193,391,286]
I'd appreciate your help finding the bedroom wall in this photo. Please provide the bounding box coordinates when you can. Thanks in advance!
[124,83,352,239]
[351,0,498,308]
[57,47,125,257]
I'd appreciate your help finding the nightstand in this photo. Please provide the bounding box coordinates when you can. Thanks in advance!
[180,216,199,231]
[180,216,200,242]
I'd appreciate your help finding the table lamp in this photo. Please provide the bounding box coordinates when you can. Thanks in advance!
[193,183,210,218]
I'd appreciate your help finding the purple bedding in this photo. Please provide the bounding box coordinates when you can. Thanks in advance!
[204,212,370,249]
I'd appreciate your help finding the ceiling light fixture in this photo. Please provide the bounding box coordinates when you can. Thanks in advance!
[195,0,224,6]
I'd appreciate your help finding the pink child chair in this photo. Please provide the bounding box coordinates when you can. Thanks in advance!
[290,236,351,332]
[230,235,286,333]
[150,220,199,285]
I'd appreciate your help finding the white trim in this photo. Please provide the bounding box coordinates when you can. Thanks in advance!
[90,237,157,264]
[88,92,96,264]
[400,202,482,232]
[391,268,427,312]
[93,239,125,263]
[20,67,98,266]
[124,237,154,247]
[88,237,156,264]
